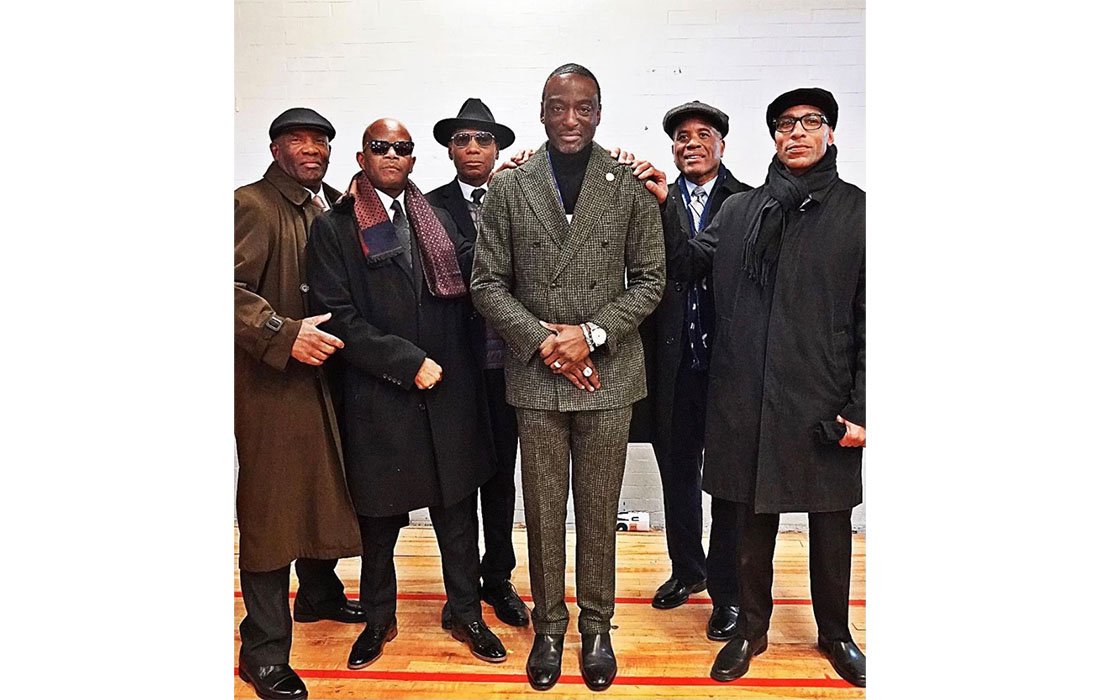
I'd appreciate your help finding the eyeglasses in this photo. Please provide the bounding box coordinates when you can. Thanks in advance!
[772,113,829,133]
[367,140,415,156]
[450,131,496,148]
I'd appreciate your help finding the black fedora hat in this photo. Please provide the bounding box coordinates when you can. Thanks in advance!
[662,100,729,138]
[433,98,515,149]
[765,87,838,136]
[269,107,336,141]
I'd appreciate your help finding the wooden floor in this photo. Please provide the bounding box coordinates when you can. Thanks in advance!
[234,527,865,699]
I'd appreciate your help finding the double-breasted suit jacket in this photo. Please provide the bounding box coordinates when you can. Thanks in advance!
[305,193,493,518]
[470,143,666,409]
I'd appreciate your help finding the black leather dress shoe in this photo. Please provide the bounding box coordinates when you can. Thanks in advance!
[579,632,617,692]
[443,617,507,663]
[526,633,565,691]
[480,580,530,627]
[651,577,707,609]
[707,605,740,641]
[347,618,397,669]
[710,634,768,682]
[238,662,308,700]
[818,636,866,687]
[293,597,366,624]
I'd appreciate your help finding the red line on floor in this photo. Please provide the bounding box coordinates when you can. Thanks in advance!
[232,591,866,606]
[234,667,854,688]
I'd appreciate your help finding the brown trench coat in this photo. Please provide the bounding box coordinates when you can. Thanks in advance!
[234,162,361,573]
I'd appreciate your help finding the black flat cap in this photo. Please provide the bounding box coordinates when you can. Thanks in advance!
[765,87,838,136]
[269,107,336,142]
[662,100,729,138]
[433,98,515,149]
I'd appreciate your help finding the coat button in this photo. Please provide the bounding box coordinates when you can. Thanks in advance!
[299,283,309,293]
[674,282,683,292]
[589,280,597,289]
[665,337,675,345]
[550,282,559,289]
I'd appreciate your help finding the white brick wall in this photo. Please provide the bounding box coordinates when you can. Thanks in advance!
[236,0,866,532]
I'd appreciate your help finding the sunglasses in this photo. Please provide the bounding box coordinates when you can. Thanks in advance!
[450,131,496,148]
[367,139,415,156]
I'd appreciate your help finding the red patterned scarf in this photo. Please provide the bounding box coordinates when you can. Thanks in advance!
[345,172,467,298]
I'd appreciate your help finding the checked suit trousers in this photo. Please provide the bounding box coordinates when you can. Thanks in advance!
[516,406,632,635]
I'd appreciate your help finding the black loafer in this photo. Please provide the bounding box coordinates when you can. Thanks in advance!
[706,605,740,641]
[480,580,531,627]
[347,618,397,669]
[293,597,366,624]
[444,617,507,663]
[651,577,707,609]
[710,634,768,682]
[526,633,565,691]
[579,632,617,692]
[818,636,866,687]
[238,662,308,700]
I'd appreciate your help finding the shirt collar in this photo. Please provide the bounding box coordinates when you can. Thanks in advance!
[304,186,329,210]
[457,178,488,204]
[373,188,406,221]
[685,173,719,199]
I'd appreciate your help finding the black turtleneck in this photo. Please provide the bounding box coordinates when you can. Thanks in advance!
[547,142,593,215]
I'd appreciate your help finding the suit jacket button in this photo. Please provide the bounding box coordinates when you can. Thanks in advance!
[299,283,309,293]
[674,282,683,292]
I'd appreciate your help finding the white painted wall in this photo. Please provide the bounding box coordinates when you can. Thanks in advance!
[235,0,866,532]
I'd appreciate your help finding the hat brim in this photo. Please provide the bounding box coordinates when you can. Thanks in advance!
[270,122,336,141]
[433,118,515,149]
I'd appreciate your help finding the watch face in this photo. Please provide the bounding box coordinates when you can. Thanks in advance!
[592,327,607,345]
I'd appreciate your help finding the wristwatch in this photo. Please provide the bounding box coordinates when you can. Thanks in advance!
[585,322,607,348]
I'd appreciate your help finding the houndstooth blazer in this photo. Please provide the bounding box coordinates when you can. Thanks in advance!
[470,142,666,412]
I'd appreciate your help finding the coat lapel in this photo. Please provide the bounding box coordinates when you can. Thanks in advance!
[516,145,569,248]
[440,179,478,243]
[550,144,615,281]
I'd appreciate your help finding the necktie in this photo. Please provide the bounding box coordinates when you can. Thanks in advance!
[690,186,708,228]
[391,199,412,266]
[470,187,486,231]
[311,193,328,211]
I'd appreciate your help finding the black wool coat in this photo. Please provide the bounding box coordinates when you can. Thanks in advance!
[305,193,493,517]
[629,165,751,454]
[663,177,865,513]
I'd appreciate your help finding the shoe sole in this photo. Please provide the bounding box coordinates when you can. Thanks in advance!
[448,629,508,663]
[710,638,768,683]
[651,581,708,610]
[347,626,398,670]
[238,666,308,700]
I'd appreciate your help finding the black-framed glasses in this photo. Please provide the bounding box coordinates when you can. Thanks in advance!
[772,113,828,133]
[367,139,415,156]
[450,131,496,148]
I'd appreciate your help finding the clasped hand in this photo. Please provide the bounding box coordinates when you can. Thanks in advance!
[538,321,600,393]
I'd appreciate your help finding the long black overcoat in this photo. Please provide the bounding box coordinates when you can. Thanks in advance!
[629,165,751,453]
[663,177,865,513]
[305,193,493,517]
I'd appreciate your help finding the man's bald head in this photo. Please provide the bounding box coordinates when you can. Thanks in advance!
[356,118,417,197]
